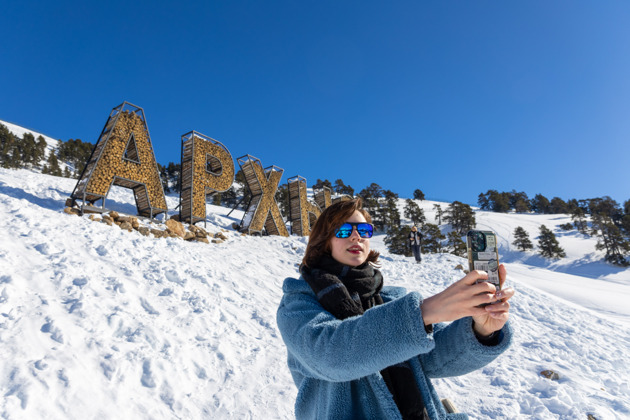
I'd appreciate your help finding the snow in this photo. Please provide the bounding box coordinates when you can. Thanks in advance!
[0,166,629,419]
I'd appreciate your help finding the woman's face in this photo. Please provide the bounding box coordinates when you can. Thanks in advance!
[330,210,371,267]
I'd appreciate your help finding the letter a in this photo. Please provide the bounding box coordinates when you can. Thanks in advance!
[69,102,167,218]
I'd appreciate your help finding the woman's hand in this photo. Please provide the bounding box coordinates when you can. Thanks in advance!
[420,264,514,335]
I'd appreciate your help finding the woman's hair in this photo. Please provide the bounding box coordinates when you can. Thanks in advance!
[302,197,380,268]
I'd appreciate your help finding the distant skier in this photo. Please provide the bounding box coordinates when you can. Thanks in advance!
[409,225,423,263]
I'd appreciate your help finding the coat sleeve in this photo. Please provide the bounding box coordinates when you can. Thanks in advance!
[276,287,436,383]
[418,317,512,378]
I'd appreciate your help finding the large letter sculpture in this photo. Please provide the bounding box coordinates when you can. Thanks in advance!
[288,176,322,236]
[69,102,167,218]
[180,131,234,225]
[314,186,332,211]
[237,155,289,236]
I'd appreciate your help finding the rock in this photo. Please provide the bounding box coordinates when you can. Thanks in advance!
[195,237,210,244]
[64,207,81,216]
[119,221,133,232]
[184,232,195,241]
[454,264,464,270]
[102,218,113,226]
[540,370,560,381]
[88,214,101,222]
[109,211,120,221]
[131,217,140,229]
[138,226,150,236]
[165,219,186,238]
[150,229,165,238]
[212,238,224,244]
[215,232,228,241]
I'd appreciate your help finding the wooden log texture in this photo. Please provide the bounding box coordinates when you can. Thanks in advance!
[83,111,167,213]
[240,160,288,237]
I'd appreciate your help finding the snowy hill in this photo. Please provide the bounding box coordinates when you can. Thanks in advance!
[0,121,630,420]
[0,118,60,152]
[0,166,629,417]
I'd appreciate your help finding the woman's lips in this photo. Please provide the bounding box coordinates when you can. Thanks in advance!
[347,246,362,254]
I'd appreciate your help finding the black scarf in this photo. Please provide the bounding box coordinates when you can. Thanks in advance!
[301,254,429,420]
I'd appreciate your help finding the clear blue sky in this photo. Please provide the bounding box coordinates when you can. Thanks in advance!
[1,1,629,206]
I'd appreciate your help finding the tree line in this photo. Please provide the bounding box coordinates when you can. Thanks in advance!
[0,123,92,178]
[2,123,628,266]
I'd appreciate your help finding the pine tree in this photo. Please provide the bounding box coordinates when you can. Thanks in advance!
[447,231,467,257]
[550,197,569,214]
[443,201,476,235]
[384,225,412,256]
[512,226,533,251]
[43,151,62,176]
[537,225,566,259]
[358,183,384,226]
[413,189,425,200]
[433,204,443,225]
[404,199,426,226]
[333,179,354,196]
[591,214,630,266]
[275,184,289,218]
[312,179,332,190]
[377,190,400,232]
[571,207,588,234]
[531,194,551,214]
[421,223,445,253]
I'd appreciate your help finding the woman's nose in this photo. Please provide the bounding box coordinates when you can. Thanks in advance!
[349,227,361,240]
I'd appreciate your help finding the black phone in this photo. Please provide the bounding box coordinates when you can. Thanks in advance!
[466,230,501,291]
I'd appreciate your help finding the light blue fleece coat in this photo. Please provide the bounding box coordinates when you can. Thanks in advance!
[276,276,513,420]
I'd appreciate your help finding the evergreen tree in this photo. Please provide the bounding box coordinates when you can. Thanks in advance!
[43,150,62,176]
[477,192,490,211]
[591,214,630,266]
[571,207,588,234]
[413,189,425,200]
[384,225,412,256]
[443,201,476,235]
[537,225,566,259]
[404,199,426,226]
[312,179,332,191]
[57,138,94,177]
[358,183,384,224]
[275,184,289,219]
[530,194,551,214]
[421,223,445,253]
[447,231,467,257]
[509,190,530,212]
[512,226,533,251]
[35,135,47,166]
[0,123,15,168]
[377,190,400,232]
[549,197,569,214]
[333,179,354,196]
[433,204,443,224]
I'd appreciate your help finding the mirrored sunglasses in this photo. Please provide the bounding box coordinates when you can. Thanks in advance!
[334,222,374,239]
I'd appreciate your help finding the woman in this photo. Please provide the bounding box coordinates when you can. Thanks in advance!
[276,199,514,420]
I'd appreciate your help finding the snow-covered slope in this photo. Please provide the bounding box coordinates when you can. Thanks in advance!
[0,168,628,419]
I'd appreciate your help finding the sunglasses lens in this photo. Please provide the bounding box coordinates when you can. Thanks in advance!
[335,223,373,238]
[335,223,353,238]
[357,223,373,238]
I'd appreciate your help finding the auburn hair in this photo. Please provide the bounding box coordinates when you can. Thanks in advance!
[302,198,380,268]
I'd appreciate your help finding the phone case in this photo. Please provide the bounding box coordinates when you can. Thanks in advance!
[466,230,501,289]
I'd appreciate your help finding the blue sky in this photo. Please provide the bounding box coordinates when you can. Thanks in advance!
[1,1,629,206]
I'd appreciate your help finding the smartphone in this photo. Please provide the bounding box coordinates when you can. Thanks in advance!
[466,230,501,291]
